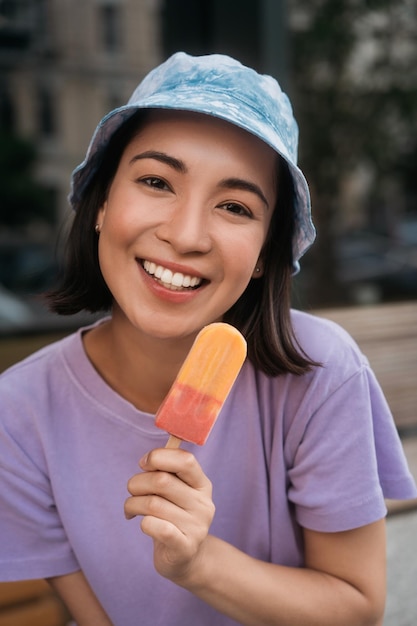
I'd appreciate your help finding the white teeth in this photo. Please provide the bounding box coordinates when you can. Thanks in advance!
[172,272,184,287]
[161,268,173,284]
[143,260,202,290]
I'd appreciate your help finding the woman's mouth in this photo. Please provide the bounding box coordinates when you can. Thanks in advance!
[142,260,203,291]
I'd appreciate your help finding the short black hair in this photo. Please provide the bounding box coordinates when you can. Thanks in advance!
[46,110,317,376]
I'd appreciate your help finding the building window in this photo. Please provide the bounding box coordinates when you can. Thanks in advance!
[160,0,261,69]
[161,0,213,57]
[38,86,55,137]
[106,86,124,113]
[99,4,122,53]
[0,83,16,132]
[0,0,26,21]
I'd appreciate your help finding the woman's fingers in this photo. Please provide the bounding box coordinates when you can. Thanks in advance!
[139,447,213,491]
[124,448,214,526]
[124,447,216,581]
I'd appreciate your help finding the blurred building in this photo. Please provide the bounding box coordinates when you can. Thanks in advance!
[0,0,161,220]
[0,0,288,225]
[2,1,414,307]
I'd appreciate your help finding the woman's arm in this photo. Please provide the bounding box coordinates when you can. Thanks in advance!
[126,447,386,626]
[178,520,386,626]
[47,570,113,626]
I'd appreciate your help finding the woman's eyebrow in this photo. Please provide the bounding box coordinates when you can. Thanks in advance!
[129,150,186,173]
[219,177,270,209]
[128,154,269,209]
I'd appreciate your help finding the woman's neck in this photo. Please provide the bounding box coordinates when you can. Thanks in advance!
[82,317,194,414]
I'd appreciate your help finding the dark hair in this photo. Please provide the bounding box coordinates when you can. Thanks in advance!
[46,110,318,376]
[223,162,318,375]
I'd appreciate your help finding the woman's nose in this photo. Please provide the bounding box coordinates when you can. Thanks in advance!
[155,203,212,254]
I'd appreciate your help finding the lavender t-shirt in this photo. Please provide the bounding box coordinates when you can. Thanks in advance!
[1,310,416,626]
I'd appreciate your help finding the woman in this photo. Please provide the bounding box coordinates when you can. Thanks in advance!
[1,52,416,626]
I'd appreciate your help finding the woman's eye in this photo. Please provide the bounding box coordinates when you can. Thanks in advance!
[221,202,252,217]
[140,177,169,190]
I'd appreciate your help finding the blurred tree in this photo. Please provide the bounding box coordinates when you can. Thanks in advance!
[290,0,417,305]
[0,131,53,230]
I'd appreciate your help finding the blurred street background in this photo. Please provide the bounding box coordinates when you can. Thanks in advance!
[0,1,416,624]
[1,0,417,331]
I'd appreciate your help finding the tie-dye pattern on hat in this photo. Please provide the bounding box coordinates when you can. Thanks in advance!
[70,52,315,267]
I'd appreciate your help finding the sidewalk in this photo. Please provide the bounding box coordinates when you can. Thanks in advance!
[386,435,417,515]
[385,507,417,626]
[384,434,417,625]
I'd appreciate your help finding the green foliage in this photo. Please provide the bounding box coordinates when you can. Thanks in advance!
[288,0,417,304]
[291,0,417,204]
[0,132,53,229]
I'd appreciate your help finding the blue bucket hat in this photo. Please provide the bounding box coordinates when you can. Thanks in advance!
[70,51,315,268]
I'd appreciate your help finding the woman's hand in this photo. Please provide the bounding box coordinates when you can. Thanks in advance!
[125,452,386,625]
[125,449,386,626]
[124,448,215,584]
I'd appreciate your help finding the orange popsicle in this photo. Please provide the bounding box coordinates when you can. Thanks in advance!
[155,323,247,447]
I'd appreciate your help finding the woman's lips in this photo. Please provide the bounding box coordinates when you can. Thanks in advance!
[141,260,204,291]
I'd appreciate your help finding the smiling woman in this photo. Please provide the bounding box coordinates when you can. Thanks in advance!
[45,106,302,375]
[92,109,277,342]
[0,52,416,626]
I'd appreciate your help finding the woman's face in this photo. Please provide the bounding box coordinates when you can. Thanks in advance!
[97,110,277,341]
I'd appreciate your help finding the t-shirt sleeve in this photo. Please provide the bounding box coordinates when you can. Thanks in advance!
[0,386,79,581]
[285,328,417,532]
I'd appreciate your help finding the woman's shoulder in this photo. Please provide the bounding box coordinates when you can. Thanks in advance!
[0,319,104,397]
[0,318,108,386]
[1,332,77,384]
[290,308,367,370]
[235,309,369,416]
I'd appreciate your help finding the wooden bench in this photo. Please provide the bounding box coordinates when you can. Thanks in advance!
[0,580,69,626]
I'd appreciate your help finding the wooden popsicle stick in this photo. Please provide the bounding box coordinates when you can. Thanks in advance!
[165,434,183,448]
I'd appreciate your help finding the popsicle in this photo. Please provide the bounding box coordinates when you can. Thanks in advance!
[155,322,247,447]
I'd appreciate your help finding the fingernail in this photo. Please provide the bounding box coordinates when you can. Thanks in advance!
[139,453,148,468]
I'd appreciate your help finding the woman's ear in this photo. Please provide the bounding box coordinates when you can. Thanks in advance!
[252,259,264,278]
[95,203,107,234]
